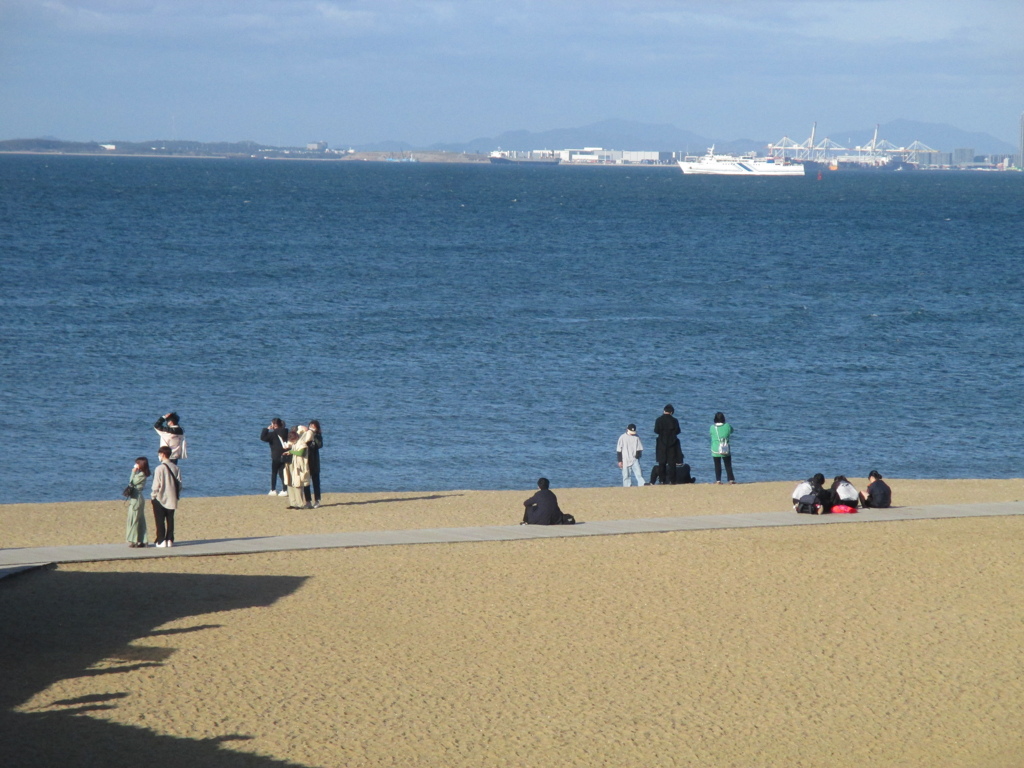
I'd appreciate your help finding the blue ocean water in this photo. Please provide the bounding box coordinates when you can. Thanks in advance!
[1,155,1021,504]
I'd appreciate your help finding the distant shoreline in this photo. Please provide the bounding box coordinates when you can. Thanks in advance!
[0,149,490,163]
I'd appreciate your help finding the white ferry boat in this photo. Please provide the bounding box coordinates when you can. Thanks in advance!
[678,147,805,176]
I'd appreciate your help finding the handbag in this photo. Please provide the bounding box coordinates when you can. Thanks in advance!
[122,485,134,498]
[714,425,730,456]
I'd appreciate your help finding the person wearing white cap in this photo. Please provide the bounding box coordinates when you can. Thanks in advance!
[616,424,645,487]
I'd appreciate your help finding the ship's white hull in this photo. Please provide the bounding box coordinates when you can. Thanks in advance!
[677,157,805,176]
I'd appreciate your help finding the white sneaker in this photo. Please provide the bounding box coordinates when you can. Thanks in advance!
[268,489,277,496]
[312,502,320,509]
[155,541,165,548]
[166,541,174,547]
[278,490,288,497]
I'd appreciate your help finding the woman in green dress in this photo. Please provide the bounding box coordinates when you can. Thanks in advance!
[126,456,151,547]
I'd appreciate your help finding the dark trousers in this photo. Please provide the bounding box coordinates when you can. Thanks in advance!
[310,469,321,502]
[713,455,735,482]
[270,456,286,491]
[152,499,175,543]
[657,462,674,484]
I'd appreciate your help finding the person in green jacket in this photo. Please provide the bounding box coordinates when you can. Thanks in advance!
[126,456,150,547]
[710,412,735,484]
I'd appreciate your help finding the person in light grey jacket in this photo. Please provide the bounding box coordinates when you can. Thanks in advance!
[150,446,182,547]
[616,424,645,487]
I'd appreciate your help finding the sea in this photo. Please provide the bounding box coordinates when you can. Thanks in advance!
[1,154,1021,505]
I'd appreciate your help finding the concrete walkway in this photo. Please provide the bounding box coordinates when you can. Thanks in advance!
[2,501,1023,580]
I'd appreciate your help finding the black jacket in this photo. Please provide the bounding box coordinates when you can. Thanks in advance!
[522,489,562,525]
[260,427,289,458]
[654,413,681,463]
[307,432,323,472]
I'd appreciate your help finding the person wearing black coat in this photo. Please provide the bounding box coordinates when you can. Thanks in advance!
[654,404,683,485]
[260,418,289,496]
[522,478,563,525]
[307,420,324,508]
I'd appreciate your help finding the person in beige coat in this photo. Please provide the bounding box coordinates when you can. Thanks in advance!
[150,446,182,546]
[280,425,314,509]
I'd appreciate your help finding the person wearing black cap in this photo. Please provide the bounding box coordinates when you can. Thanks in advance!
[860,470,892,508]
[616,424,645,487]
[654,405,682,485]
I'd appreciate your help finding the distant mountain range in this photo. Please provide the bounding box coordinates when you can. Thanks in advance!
[2,119,1015,157]
[362,118,1017,156]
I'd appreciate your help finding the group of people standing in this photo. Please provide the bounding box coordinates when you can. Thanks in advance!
[123,412,327,549]
[616,406,736,487]
[260,419,324,510]
[124,413,186,548]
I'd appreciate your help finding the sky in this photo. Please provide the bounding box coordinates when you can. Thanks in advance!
[1,0,1021,147]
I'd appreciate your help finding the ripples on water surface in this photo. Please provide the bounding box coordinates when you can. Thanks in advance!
[1,155,1021,503]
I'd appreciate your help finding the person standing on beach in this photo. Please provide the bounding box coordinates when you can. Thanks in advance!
[151,445,182,547]
[654,405,682,485]
[710,412,735,484]
[616,424,645,487]
[280,425,314,510]
[154,412,187,464]
[522,477,563,525]
[126,456,150,548]
[261,418,289,496]
[307,420,324,508]
[860,470,892,508]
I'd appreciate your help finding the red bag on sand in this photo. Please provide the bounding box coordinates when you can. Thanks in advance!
[832,504,858,514]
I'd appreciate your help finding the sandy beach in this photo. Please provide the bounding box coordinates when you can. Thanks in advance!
[3,478,1023,767]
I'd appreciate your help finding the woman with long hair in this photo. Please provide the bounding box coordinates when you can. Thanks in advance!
[307,420,324,508]
[126,456,151,547]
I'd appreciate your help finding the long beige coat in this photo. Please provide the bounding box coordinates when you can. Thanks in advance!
[281,429,313,488]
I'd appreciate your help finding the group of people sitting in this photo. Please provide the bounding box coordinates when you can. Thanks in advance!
[792,470,892,515]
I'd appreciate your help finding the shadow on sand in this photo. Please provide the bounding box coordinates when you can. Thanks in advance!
[1,567,310,767]
[319,492,464,508]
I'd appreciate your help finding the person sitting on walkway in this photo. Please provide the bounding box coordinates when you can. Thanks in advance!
[860,470,892,508]
[792,473,829,513]
[522,477,563,525]
[830,475,860,509]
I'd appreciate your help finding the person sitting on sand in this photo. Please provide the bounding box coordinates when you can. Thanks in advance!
[860,470,892,508]
[522,477,563,525]
[830,475,860,509]
[650,458,695,485]
[792,473,828,512]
